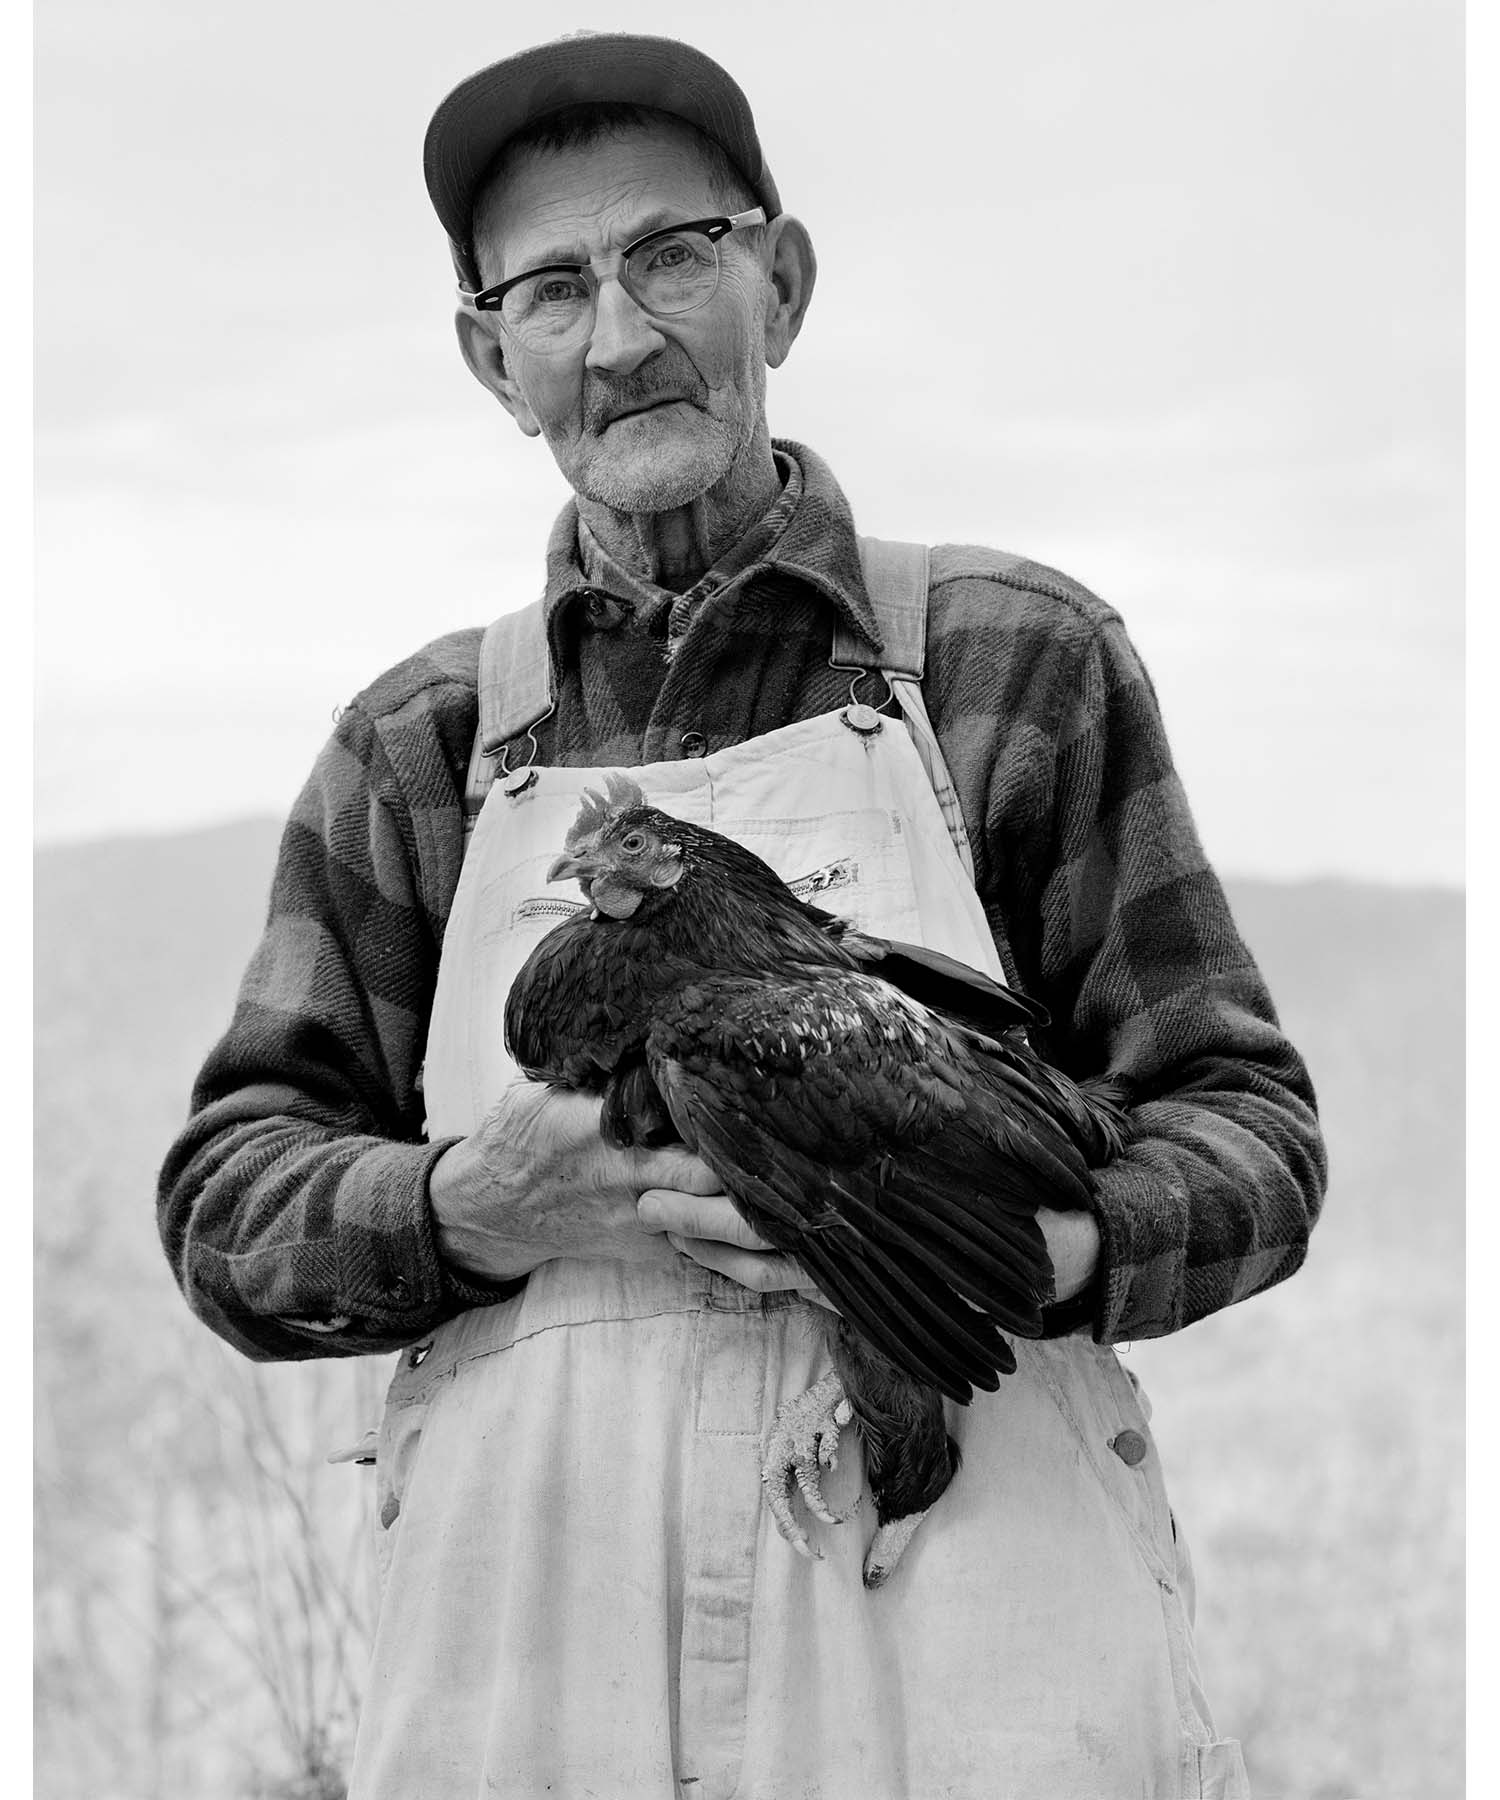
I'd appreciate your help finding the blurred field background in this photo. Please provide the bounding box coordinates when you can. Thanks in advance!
[32,821,1463,1799]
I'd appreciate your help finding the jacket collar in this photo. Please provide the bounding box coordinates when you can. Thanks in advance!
[538,439,883,657]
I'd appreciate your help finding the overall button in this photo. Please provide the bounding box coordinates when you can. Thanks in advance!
[1111,1429,1148,1467]
[841,702,884,735]
[681,731,708,757]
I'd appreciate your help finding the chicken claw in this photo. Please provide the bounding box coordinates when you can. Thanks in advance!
[761,1372,860,1559]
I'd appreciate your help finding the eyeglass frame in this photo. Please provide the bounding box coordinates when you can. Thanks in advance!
[457,207,768,337]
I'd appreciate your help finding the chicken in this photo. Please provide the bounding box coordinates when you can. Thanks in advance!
[504,773,1129,1587]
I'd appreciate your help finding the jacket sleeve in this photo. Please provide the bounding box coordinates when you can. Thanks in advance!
[1013,611,1328,1344]
[157,697,521,1363]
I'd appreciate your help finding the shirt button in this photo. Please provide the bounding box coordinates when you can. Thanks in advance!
[680,731,708,757]
[1111,1429,1148,1467]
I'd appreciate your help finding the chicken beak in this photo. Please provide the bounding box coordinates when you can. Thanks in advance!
[547,852,598,885]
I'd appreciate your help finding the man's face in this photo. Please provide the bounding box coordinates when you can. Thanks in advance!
[473,125,772,514]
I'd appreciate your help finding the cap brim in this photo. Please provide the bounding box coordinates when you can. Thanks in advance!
[424,33,781,277]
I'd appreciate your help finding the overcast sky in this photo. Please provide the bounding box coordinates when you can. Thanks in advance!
[32,0,1463,886]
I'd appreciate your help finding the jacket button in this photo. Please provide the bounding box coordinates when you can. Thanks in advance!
[582,588,627,629]
[681,731,708,757]
[1111,1429,1148,1467]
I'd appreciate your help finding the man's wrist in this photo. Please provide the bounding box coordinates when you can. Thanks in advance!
[426,1138,543,1283]
[426,1138,478,1242]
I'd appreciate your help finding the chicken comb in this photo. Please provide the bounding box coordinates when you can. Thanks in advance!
[565,771,649,846]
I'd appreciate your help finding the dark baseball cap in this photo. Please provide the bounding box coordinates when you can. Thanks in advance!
[423,32,783,291]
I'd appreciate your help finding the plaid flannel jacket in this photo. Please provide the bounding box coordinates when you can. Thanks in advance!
[158,443,1326,1362]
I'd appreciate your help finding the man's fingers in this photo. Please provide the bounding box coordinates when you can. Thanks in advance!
[653,1218,837,1308]
[638,1152,723,1198]
[665,1233,807,1291]
[637,1189,774,1249]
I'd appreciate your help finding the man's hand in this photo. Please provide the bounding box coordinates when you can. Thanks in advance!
[428,1081,721,1281]
[649,1196,1098,1314]
[1037,1205,1102,1303]
[637,1189,837,1310]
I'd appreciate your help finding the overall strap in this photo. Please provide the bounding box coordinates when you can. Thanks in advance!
[836,537,929,677]
[464,600,552,839]
[847,536,976,881]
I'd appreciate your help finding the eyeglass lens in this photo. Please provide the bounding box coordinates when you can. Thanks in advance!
[501,228,721,346]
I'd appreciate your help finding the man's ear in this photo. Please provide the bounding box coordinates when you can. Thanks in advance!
[454,309,542,437]
[761,216,817,370]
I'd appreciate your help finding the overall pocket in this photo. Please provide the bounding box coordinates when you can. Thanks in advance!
[370,1335,444,1589]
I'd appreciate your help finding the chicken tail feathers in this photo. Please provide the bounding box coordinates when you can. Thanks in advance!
[833,930,1051,1035]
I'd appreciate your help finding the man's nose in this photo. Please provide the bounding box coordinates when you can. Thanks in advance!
[585,277,667,375]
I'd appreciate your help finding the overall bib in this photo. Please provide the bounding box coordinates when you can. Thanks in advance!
[347,551,1251,1800]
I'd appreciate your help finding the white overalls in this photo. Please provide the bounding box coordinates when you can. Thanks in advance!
[347,541,1251,1800]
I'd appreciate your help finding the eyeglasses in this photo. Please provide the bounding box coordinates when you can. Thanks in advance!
[460,207,767,353]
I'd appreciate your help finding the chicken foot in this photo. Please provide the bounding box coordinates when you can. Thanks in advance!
[761,1372,859,1559]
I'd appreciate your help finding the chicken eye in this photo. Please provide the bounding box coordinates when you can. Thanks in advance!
[619,831,649,855]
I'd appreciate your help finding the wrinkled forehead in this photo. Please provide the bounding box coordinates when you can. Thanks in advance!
[473,118,731,275]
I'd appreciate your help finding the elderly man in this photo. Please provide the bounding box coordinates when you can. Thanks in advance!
[159,32,1324,1800]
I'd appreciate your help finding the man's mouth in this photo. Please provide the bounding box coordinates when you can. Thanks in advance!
[601,397,690,427]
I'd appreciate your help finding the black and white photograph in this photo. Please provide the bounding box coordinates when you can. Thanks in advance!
[32,3,1466,1796]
